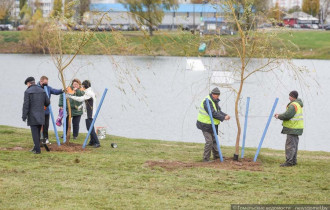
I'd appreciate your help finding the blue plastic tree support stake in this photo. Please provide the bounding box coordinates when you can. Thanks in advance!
[83,88,108,148]
[63,93,67,144]
[205,98,224,162]
[253,98,279,162]
[241,97,250,159]
[44,86,61,146]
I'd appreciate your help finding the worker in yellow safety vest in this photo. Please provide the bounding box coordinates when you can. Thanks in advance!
[274,90,304,167]
[196,87,230,162]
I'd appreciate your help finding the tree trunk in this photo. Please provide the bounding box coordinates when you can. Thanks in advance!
[233,2,246,158]
[65,98,72,144]
[149,25,153,36]
[59,71,72,144]
[234,77,244,156]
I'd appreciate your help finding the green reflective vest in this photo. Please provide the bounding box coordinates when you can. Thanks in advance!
[197,95,220,125]
[282,102,304,129]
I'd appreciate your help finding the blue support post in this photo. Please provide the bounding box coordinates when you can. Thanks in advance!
[83,88,108,148]
[241,97,250,159]
[254,98,279,162]
[44,86,61,146]
[205,98,224,162]
[63,93,67,144]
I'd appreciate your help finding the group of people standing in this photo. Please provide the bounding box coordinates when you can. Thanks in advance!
[22,75,304,165]
[197,88,304,167]
[22,76,101,154]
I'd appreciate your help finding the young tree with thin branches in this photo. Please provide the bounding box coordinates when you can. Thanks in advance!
[212,0,308,160]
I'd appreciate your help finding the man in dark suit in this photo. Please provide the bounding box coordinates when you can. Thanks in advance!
[22,77,50,154]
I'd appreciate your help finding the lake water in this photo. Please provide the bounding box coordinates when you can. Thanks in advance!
[0,54,329,152]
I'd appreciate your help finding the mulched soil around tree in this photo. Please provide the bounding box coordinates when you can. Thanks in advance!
[46,142,88,152]
[145,157,262,171]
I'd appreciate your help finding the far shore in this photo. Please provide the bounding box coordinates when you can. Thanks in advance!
[1,30,329,59]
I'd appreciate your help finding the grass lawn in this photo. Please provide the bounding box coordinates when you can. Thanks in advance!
[0,125,329,209]
[0,30,329,59]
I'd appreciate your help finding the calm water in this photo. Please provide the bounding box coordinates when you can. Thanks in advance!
[0,54,329,152]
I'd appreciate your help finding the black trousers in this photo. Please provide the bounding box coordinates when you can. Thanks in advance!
[85,118,100,145]
[30,125,42,153]
[65,115,81,138]
[43,114,50,139]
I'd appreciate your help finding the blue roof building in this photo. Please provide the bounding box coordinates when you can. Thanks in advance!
[87,3,227,29]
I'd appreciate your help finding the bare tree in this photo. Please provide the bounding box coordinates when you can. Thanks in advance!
[42,19,95,143]
[211,0,308,160]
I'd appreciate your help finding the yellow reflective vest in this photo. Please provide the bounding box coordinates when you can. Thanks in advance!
[282,102,304,129]
[197,95,220,125]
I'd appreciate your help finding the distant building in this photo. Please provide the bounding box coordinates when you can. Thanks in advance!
[88,3,223,29]
[273,0,302,10]
[283,11,319,26]
[12,0,54,20]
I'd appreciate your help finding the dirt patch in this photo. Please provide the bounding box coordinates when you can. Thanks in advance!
[47,142,88,152]
[145,158,262,172]
[0,146,25,151]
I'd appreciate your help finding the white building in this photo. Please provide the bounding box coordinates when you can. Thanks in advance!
[12,0,54,19]
[88,3,224,30]
[28,0,54,17]
[273,0,302,10]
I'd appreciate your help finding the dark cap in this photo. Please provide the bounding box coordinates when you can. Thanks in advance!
[211,87,220,95]
[24,77,35,85]
[289,90,298,99]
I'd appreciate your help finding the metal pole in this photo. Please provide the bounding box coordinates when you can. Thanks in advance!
[205,98,224,162]
[44,86,61,146]
[193,4,195,31]
[253,98,279,162]
[82,88,108,148]
[63,93,67,143]
[241,97,250,158]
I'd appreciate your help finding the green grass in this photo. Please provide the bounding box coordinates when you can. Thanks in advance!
[0,31,21,43]
[1,30,330,59]
[0,125,329,209]
[277,30,330,59]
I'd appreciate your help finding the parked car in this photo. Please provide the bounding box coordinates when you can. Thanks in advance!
[17,24,33,30]
[98,25,107,31]
[87,25,98,31]
[121,25,129,31]
[128,24,138,31]
[325,25,330,30]
[311,24,319,29]
[257,23,272,28]
[17,25,26,31]
[300,24,312,29]
[0,24,13,31]
[180,24,190,31]
[139,25,148,31]
[293,24,301,29]
[73,25,85,31]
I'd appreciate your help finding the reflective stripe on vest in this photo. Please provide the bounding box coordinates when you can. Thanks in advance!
[197,95,220,125]
[282,102,304,129]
